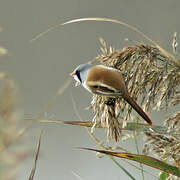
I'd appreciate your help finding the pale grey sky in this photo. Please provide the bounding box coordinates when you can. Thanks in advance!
[0,0,179,179]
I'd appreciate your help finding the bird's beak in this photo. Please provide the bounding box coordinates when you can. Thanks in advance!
[70,71,81,87]
[70,71,75,76]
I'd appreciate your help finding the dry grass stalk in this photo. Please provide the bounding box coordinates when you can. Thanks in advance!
[172,32,178,54]
[29,130,43,180]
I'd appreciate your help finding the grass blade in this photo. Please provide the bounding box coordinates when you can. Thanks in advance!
[38,119,169,135]
[81,148,180,177]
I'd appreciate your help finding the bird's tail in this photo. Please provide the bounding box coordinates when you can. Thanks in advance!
[122,93,152,125]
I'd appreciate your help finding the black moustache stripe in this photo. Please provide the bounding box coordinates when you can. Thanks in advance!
[76,71,82,83]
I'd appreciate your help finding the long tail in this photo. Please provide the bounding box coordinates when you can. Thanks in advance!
[122,93,152,125]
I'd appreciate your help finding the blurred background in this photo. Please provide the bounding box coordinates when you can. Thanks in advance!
[0,0,179,179]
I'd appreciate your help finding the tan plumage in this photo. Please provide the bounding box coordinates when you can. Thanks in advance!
[71,64,152,125]
[85,65,126,95]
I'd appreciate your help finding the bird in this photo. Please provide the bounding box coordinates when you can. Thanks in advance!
[70,63,152,125]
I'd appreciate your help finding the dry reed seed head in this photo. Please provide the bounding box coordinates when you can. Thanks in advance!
[165,112,180,133]
[143,132,180,163]
[0,77,19,122]
[0,28,8,57]
[0,46,8,57]
[143,112,180,180]
[89,39,180,141]
[170,93,180,106]
[166,174,180,180]
[91,95,122,141]
[0,75,28,179]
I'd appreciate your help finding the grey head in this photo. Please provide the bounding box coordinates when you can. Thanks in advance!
[72,63,93,84]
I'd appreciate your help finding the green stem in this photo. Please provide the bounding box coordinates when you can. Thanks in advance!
[134,131,144,180]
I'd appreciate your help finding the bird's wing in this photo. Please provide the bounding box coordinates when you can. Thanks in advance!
[85,81,122,96]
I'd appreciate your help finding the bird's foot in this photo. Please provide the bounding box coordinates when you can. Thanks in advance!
[105,98,116,106]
